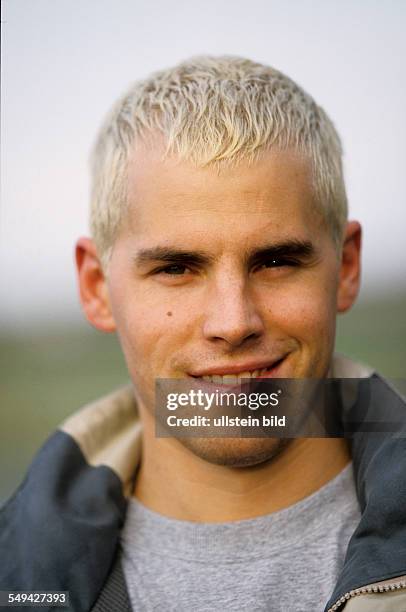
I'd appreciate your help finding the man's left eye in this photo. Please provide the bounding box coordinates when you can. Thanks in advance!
[159,264,189,275]
[259,258,296,269]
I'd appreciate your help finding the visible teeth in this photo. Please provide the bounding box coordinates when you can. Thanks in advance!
[259,367,271,376]
[200,367,271,384]
[212,375,224,384]
[222,374,238,385]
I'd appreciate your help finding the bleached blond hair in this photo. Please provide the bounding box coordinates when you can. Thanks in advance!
[90,56,347,269]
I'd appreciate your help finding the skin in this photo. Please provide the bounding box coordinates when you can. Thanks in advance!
[76,144,361,521]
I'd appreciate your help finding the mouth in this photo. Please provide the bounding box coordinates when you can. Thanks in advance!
[189,356,287,385]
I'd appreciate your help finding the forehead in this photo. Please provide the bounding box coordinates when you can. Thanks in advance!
[124,144,325,247]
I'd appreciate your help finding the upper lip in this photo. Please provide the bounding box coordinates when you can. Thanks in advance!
[189,356,287,377]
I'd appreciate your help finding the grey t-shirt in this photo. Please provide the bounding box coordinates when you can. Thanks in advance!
[121,463,361,612]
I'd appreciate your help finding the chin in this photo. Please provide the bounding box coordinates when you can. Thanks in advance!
[178,437,291,468]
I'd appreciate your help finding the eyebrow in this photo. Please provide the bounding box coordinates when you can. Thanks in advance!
[133,240,316,268]
[247,240,316,267]
[133,247,214,267]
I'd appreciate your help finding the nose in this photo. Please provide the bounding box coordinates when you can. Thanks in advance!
[202,274,265,348]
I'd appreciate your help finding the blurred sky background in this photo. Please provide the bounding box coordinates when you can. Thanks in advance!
[1,0,405,500]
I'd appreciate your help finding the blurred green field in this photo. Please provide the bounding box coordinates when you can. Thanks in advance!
[1,292,405,503]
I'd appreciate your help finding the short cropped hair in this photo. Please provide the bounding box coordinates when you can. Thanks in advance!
[90,56,348,270]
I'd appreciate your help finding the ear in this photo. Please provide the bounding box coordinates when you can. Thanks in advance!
[337,221,362,313]
[75,237,116,332]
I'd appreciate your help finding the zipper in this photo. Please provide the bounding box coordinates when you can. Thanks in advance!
[327,576,406,611]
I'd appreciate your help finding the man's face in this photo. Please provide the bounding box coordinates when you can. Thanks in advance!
[98,146,351,465]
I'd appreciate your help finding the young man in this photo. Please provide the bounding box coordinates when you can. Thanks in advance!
[1,57,405,612]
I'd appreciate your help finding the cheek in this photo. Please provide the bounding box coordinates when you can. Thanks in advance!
[109,281,196,378]
[261,272,338,342]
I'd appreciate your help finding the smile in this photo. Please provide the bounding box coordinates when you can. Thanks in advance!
[189,357,286,385]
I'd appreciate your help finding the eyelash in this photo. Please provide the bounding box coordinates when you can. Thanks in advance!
[154,258,300,276]
[155,264,190,275]
[255,258,300,271]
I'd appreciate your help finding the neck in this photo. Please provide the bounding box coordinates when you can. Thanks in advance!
[134,413,351,522]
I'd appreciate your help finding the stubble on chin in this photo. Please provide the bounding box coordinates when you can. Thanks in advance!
[178,436,292,468]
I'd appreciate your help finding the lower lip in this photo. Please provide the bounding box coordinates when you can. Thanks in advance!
[188,357,287,391]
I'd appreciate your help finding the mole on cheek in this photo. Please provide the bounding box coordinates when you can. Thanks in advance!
[166,311,173,317]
